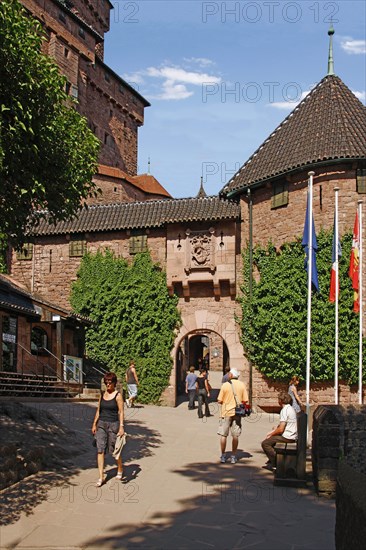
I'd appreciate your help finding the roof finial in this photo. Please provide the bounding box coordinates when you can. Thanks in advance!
[197,176,207,198]
[148,157,151,174]
[327,23,335,76]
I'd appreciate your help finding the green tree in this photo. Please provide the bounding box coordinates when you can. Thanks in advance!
[0,0,100,246]
[70,250,182,403]
[240,230,365,384]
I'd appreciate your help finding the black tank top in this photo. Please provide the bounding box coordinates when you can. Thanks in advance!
[197,377,206,390]
[99,392,119,422]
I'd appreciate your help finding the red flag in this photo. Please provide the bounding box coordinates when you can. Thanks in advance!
[349,212,360,313]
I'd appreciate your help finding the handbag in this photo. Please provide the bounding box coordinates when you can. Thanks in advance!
[229,381,252,417]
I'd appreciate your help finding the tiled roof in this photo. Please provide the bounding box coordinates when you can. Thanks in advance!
[0,275,93,323]
[97,165,171,198]
[133,174,172,197]
[222,75,366,196]
[29,196,240,236]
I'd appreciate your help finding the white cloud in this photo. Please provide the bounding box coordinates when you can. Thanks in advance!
[146,66,221,86]
[158,81,193,100]
[340,39,366,55]
[122,72,145,85]
[269,91,310,110]
[127,63,221,101]
[353,90,366,102]
[183,57,215,67]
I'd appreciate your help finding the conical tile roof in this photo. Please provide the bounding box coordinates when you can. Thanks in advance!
[222,75,366,197]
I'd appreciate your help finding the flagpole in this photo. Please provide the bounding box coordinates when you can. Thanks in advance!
[334,187,339,404]
[306,171,315,419]
[358,199,363,404]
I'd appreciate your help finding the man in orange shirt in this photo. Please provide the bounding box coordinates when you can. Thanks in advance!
[217,369,249,464]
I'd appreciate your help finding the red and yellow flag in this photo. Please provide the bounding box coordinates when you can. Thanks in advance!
[349,212,360,313]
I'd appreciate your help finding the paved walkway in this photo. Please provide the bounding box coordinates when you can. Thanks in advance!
[0,373,335,549]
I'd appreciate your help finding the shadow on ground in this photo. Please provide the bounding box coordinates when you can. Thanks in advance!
[0,402,162,526]
[83,457,335,550]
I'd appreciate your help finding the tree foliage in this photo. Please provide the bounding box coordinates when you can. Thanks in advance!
[0,0,100,246]
[240,229,365,384]
[70,250,182,403]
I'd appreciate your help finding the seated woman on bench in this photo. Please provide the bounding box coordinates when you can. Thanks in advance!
[261,392,298,471]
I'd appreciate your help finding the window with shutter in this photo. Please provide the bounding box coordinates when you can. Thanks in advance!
[271,181,289,209]
[69,240,86,257]
[129,233,147,255]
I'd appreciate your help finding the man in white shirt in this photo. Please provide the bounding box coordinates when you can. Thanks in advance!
[261,392,298,471]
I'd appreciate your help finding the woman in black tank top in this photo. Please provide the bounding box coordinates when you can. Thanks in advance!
[92,372,125,487]
[196,369,211,418]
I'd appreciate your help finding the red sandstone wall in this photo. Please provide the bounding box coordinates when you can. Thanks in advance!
[90,174,149,204]
[240,165,365,408]
[20,0,145,177]
[11,231,167,310]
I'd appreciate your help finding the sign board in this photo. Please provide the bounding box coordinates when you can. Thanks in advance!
[63,355,83,383]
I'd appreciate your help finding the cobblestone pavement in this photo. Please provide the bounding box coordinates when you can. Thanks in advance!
[0,372,335,549]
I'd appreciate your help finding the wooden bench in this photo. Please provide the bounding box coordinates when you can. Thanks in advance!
[274,412,307,487]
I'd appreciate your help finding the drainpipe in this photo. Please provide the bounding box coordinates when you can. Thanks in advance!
[247,188,253,404]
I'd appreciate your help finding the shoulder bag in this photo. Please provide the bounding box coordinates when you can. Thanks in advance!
[229,381,252,417]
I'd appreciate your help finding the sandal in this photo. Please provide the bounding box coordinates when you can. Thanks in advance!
[96,478,105,487]
[116,471,123,480]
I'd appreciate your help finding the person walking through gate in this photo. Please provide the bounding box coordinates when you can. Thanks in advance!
[196,368,211,418]
[185,366,197,410]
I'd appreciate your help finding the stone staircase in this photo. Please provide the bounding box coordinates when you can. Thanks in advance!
[0,371,83,399]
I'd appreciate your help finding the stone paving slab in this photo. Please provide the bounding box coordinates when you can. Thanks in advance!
[0,373,335,549]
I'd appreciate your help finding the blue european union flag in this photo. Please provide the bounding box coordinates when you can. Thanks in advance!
[302,194,319,292]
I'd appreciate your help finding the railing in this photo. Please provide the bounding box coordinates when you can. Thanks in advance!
[16,343,108,392]
[15,343,74,396]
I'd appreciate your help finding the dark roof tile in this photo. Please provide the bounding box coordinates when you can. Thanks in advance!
[29,196,240,236]
[222,75,366,196]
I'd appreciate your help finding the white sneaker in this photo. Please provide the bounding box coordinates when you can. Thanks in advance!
[220,454,226,463]
[230,456,237,464]
[126,398,131,408]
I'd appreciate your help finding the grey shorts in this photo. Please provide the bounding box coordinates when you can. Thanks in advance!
[127,384,138,398]
[95,420,119,454]
[217,416,242,437]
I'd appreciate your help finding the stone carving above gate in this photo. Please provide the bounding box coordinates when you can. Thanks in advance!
[185,228,216,274]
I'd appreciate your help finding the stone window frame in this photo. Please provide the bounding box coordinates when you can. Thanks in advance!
[16,243,33,261]
[271,180,289,209]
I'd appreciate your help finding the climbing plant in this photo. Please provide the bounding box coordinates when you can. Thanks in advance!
[240,229,365,384]
[70,250,181,403]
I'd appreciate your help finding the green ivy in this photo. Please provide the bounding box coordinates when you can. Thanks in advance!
[70,250,181,403]
[240,229,365,384]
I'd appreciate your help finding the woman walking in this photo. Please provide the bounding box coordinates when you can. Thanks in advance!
[92,372,125,486]
[196,368,211,418]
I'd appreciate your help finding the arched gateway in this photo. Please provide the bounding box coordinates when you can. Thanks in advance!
[162,310,245,406]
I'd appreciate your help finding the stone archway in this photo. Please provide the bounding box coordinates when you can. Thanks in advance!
[161,309,245,406]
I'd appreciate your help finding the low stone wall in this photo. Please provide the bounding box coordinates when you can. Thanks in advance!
[312,404,366,497]
[336,462,366,550]
[252,370,366,409]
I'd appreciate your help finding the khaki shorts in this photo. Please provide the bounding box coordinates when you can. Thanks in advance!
[217,416,242,437]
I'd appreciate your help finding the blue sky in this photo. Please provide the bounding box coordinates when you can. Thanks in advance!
[104,1,366,199]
